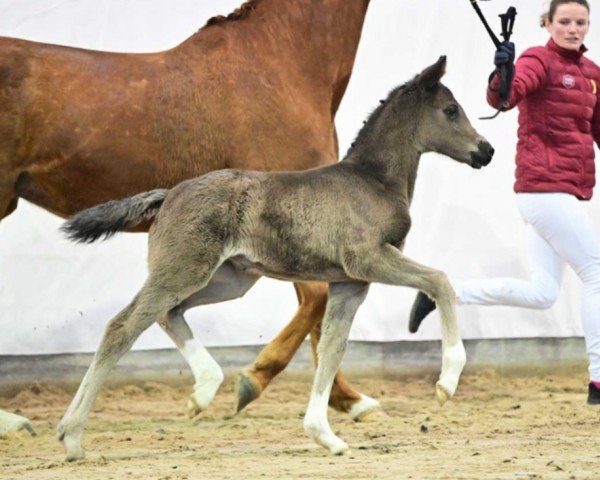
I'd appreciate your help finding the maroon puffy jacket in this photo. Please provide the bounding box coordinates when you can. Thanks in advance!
[488,39,600,200]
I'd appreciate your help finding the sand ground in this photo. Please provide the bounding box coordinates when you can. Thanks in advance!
[1,370,599,480]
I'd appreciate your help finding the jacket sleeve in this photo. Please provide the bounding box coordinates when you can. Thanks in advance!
[487,48,548,110]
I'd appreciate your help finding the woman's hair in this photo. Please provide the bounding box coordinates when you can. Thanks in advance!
[540,0,590,28]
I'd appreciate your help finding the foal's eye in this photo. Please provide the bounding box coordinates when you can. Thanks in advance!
[443,104,459,119]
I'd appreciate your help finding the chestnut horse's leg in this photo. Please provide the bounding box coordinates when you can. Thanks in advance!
[0,179,33,436]
[236,282,382,420]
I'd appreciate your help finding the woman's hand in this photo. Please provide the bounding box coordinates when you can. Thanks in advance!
[494,41,515,70]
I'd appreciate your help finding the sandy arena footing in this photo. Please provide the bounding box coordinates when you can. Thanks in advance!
[1,369,599,480]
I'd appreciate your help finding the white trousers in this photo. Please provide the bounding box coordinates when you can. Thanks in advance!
[453,193,600,382]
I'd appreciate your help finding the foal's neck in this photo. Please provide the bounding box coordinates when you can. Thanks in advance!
[344,107,422,206]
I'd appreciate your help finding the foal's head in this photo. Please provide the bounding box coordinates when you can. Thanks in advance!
[410,56,494,169]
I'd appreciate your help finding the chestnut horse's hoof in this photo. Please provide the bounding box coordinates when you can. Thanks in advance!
[235,371,262,413]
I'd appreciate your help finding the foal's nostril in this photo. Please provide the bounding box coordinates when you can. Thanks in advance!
[470,141,494,168]
[478,141,494,158]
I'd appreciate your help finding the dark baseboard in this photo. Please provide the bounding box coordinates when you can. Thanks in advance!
[0,337,587,396]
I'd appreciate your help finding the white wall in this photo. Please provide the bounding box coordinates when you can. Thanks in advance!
[0,0,599,355]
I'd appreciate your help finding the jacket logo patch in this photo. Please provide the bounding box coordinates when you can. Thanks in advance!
[562,74,576,89]
[592,79,597,95]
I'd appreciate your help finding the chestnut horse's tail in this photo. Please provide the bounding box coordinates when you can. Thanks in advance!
[61,189,168,243]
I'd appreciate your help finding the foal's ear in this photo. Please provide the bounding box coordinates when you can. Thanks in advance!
[417,56,447,92]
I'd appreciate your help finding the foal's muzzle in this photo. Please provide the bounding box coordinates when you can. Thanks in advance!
[470,141,494,169]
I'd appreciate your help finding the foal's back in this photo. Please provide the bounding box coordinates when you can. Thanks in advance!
[148,165,402,283]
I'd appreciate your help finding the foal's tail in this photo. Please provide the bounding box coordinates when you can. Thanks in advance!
[61,189,168,243]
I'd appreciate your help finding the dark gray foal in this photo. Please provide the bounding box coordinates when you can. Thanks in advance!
[58,57,494,459]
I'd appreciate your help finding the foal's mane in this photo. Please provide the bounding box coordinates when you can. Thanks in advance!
[345,82,417,157]
[205,0,263,28]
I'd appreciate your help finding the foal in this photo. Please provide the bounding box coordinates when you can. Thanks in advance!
[59,57,494,459]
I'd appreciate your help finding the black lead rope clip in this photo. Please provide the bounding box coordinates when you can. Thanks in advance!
[469,1,517,120]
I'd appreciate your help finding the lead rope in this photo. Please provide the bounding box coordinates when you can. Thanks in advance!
[469,1,517,119]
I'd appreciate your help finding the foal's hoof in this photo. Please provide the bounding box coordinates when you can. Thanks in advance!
[187,397,202,419]
[235,371,262,413]
[21,420,37,437]
[0,411,37,437]
[186,377,223,418]
[308,429,349,455]
[187,391,213,418]
[64,448,86,462]
[57,426,86,462]
[355,407,388,423]
[435,382,451,406]
[329,439,350,456]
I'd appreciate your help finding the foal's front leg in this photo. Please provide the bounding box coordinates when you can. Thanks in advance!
[303,282,369,454]
[237,281,380,420]
[353,244,466,403]
[309,319,381,419]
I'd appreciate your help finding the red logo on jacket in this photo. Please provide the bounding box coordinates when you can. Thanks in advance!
[562,74,576,89]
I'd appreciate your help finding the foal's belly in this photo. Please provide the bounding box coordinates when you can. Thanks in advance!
[228,255,350,283]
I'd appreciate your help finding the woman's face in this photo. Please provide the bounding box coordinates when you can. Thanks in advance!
[546,3,590,50]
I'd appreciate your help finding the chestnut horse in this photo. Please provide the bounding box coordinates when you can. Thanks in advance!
[0,0,380,430]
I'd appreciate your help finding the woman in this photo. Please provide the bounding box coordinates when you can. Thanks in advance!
[409,0,600,405]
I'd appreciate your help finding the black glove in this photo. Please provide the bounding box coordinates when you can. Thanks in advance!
[494,41,515,70]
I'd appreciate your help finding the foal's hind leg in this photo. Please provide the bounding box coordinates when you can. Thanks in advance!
[0,409,36,436]
[158,262,259,418]
[57,260,219,461]
[57,292,161,461]
[236,282,381,420]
